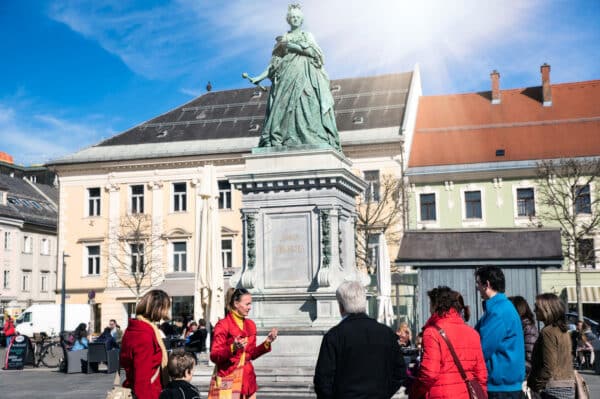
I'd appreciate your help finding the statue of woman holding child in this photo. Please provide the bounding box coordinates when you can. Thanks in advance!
[244,4,341,151]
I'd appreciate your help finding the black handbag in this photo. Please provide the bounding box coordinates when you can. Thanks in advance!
[434,325,488,399]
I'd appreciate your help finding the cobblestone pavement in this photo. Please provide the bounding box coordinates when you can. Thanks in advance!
[2,348,600,399]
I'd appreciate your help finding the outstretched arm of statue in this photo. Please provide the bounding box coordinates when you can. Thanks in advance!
[243,68,269,85]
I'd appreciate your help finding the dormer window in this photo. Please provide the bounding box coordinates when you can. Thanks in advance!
[331,84,341,92]
[251,90,262,99]
[352,116,364,125]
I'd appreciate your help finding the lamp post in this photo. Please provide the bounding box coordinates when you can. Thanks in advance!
[60,252,70,334]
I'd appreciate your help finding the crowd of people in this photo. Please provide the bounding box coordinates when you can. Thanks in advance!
[312,266,586,399]
[112,265,594,399]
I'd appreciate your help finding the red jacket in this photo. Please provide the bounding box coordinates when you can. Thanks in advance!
[411,310,487,399]
[120,319,164,399]
[3,318,15,336]
[210,313,271,396]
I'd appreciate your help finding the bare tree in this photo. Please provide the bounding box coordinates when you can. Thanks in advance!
[536,158,600,319]
[356,174,406,273]
[109,213,164,302]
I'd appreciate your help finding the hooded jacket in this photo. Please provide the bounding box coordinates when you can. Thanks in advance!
[411,309,487,399]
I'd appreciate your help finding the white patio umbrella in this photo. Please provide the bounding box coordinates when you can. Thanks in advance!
[376,233,394,326]
[194,165,225,329]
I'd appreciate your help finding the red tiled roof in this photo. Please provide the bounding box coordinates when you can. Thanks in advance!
[409,80,600,167]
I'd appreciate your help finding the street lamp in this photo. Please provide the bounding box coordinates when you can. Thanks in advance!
[60,252,70,334]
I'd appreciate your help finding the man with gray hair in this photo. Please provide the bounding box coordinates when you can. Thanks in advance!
[314,280,406,398]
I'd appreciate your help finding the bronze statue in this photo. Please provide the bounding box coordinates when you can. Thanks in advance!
[244,4,341,151]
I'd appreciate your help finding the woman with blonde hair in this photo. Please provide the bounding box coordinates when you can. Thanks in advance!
[528,293,574,399]
[396,322,412,348]
[120,289,171,399]
[210,288,278,399]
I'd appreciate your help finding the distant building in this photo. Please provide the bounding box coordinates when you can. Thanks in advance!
[0,165,58,317]
[400,65,600,323]
[0,151,57,186]
[47,70,422,329]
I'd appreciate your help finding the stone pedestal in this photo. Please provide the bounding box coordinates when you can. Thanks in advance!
[228,148,367,368]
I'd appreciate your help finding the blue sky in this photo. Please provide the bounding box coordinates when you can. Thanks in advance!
[0,0,598,165]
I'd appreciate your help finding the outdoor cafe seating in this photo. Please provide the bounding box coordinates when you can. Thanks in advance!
[84,342,119,374]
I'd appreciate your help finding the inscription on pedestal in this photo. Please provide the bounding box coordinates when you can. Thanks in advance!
[265,213,312,288]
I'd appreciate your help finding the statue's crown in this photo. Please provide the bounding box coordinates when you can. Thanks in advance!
[288,3,301,12]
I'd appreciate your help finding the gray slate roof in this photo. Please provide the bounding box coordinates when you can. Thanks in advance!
[49,72,413,165]
[101,72,411,146]
[0,175,58,229]
[396,229,563,264]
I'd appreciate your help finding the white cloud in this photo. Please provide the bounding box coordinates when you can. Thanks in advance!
[47,0,550,93]
[0,101,113,165]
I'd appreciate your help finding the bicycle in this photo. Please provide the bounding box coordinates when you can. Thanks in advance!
[33,333,63,368]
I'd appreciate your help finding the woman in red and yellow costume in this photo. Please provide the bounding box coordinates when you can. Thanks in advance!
[210,288,278,399]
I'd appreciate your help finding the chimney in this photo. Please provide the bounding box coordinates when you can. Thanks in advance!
[541,63,552,106]
[490,70,501,104]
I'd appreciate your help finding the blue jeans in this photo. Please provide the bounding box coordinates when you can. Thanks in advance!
[5,336,12,347]
[488,391,526,399]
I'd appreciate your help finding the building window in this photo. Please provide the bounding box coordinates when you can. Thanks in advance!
[173,242,187,272]
[23,235,33,253]
[130,185,145,214]
[3,270,9,289]
[363,170,380,202]
[88,187,101,216]
[40,238,50,255]
[40,273,49,292]
[367,233,380,269]
[4,231,10,250]
[465,190,482,219]
[131,244,144,274]
[173,183,187,212]
[21,272,31,292]
[221,239,232,269]
[87,245,101,275]
[218,181,232,210]
[420,193,436,221]
[575,184,591,214]
[577,239,595,268]
[517,188,535,217]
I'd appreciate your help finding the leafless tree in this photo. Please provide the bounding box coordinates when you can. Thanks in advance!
[536,158,600,318]
[356,174,407,273]
[109,213,164,302]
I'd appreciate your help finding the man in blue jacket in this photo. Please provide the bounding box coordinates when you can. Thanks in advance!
[475,266,525,399]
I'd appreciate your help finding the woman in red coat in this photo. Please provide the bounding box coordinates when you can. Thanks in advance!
[411,286,487,399]
[120,290,171,399]
[211,288,278,399]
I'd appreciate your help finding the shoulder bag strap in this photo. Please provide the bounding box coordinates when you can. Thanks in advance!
[433,324,469,381]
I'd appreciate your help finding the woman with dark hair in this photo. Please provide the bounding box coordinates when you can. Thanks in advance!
[509,295,539,376]
[410,286,487,399]
[528,293,575,398]
[120,289,171,399]
[71,322,89,351]
[210,288,278,399]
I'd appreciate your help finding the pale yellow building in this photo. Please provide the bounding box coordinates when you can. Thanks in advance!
[48,70,421,331]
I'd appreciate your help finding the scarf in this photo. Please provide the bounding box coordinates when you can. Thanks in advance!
[136,315,168,368]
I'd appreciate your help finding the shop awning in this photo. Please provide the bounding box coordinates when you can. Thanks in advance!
[562,286,600,303]
[155,276,195,297]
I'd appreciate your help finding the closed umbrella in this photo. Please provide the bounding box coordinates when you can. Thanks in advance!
[194,165,225,329]
[376,233,394,326]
